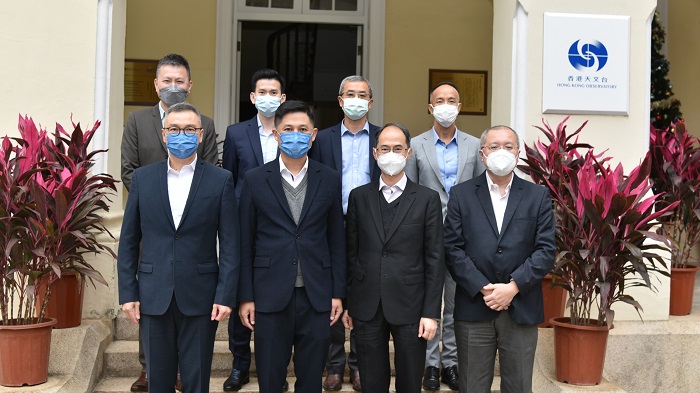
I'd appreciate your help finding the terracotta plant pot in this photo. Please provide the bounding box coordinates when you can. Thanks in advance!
[669,266,700,316]
[0,318,57,387]
[550,317,611,385]
[539,274,567,328]
[36,271,85,329]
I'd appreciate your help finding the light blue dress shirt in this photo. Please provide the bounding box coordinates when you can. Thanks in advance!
[341,120,371,214]
[432,128,459,194]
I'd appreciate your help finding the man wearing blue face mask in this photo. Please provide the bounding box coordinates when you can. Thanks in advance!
[308,75,380,392]
[238,100,346,393]
[221,68,290,392]
[118,102,239,393]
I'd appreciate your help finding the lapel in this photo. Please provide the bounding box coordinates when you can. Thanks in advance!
[366,181,386,243]
[330,123,343,172]
[158,161,176,231]
[475,173,499,237]
[455,130,470,183]
[420,132,444,187]
[498,174,524,242]
[266,159,295,223]
[384,179,417,243]
[178,160,206,229]
[245,116,264,166]
[297,160,321,226]
[151,105,167,154]
[368,123,378,179]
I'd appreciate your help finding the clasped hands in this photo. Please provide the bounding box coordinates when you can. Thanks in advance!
[481,281,519,311]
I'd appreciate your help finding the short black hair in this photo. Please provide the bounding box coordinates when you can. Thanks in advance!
[274,100,315,127]
[157,53,191,80]
[429,81,459,102]
[164,102,202,124]
[376,122,411,146]
[251,69,286,93]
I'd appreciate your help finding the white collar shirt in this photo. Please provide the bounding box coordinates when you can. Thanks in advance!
[158,102,167,126]
[257,115,278,164]
[486,172,514,234]
[379,173,407,203]
[167,156,198,229]
[279,157,309,188]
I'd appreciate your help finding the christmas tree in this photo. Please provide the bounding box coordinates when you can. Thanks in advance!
[651,12,682,130]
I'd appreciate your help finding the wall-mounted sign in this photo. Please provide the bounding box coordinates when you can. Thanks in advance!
[429,69,488,115]
[542,13,630,115]
[124,59,159,106]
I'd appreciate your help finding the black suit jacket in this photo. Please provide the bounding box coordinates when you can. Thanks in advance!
[345,178,445,325]
[222,116,267,201]
[308,121,381,182]
[444,173,556,325]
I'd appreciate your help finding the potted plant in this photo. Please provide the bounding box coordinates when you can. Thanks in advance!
[0,115,117,386]
[649,120,700,315]
[523,118,677,385]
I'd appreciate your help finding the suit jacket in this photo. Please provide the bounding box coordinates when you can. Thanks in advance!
[308,121,381,183]
[405,128,485,218]
[117,160,239,316]
[345,178,445,325]
[121,104,219,191]
[237,158,346,313]
[444,173,556,325]
[222,116,267,201]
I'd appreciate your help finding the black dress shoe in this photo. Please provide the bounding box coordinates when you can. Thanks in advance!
[223,369,250,391]
[422,366,440,390]
[441,365,459,390]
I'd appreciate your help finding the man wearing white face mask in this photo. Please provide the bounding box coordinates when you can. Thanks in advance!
[405,81,485,391]
[444,126,555,393]
[343,123,444,393]
[309,75,381,391]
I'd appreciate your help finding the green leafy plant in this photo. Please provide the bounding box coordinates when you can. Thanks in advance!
[0,115,117,325]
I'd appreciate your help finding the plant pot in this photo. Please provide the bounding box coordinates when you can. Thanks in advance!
[550,317,611,385]
[36,271,85,329]
[0,318,57,387]
[669,265,700,316]
[539,274,567,328]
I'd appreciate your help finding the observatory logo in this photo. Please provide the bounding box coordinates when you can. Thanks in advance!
[568,39,608,72]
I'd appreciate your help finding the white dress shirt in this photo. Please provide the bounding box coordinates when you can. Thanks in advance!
[167,156,198,229]
[486,172,513,233]
[379,173,408,203]
[279,157,309,188]
[257,115,278,164]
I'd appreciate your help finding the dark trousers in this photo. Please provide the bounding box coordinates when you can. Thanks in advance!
[255,287,330,393]
[228,306,252,371]
[354,302,426,393]
[138,325,147,372]
[454,312,538,393]
[141,297,218,393]
[327,322,359,374]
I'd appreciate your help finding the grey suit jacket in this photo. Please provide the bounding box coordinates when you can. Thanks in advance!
[121,104,219,191]
[405,128,486,217]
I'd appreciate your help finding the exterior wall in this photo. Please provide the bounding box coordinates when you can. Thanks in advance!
[384,0,494,137]
[668,1,700,139]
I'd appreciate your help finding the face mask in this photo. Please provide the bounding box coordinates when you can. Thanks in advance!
[167,133,199,159]
[279,132,311,159]
[431,104,459,128]
[376,151,408,176]
[342,97,370,121]
[159,85,189,106]
[484,149,517,177]
[255,95,282,118]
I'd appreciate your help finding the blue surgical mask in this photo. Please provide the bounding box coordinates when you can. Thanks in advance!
[255,95,282,118]
[167,133,199,159]
[279,132,311,159]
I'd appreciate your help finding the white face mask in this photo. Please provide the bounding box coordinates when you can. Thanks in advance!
[484,149,517,177]
[431,104,459,128]
[376,151,408,176]
[255,95,282,118]
[342,97,370,120]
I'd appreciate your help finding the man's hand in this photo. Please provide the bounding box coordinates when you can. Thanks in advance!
[122,301,140,325]
[239,301,255,330]
[330,298,343,326]
[211,304,232,321]
[482,281,519,311]
[418,317,438,341]
[342,310,353,330]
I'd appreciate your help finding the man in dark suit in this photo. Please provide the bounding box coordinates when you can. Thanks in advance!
[308,75,379,392]
[343,123,445,393]
[119,53,218,392]
[444,125,556,393]
[221,68,289,392]
[118,102,239,393]
[238,100,346,393]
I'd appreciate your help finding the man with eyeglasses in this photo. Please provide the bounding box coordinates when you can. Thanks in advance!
[342,122,444,393]
[404,81,485,391]
[118,102,239,393]
[444,125,555,392]
[120,53,218,392]
[238,100,346,393]
[308,75,380,391]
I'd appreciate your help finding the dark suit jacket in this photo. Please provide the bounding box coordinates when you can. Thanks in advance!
[222,116,266,201]
[308,121,381,183]
[118,160,239,316]
[345,178,445,325]
[237,158,346,313]
[121,104,219,191]
[444,173,556,325]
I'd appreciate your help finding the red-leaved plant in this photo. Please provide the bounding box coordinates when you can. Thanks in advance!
[520,118,677,327]
[0,115,117,325]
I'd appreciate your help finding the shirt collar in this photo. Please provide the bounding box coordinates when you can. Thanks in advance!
[279,156,309,175]
[158,102,167,126]
[432,127,459,146]
[341,119,370,136]
[485,171,514,193]
[379,173,408,191]
[167,155,198,174]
